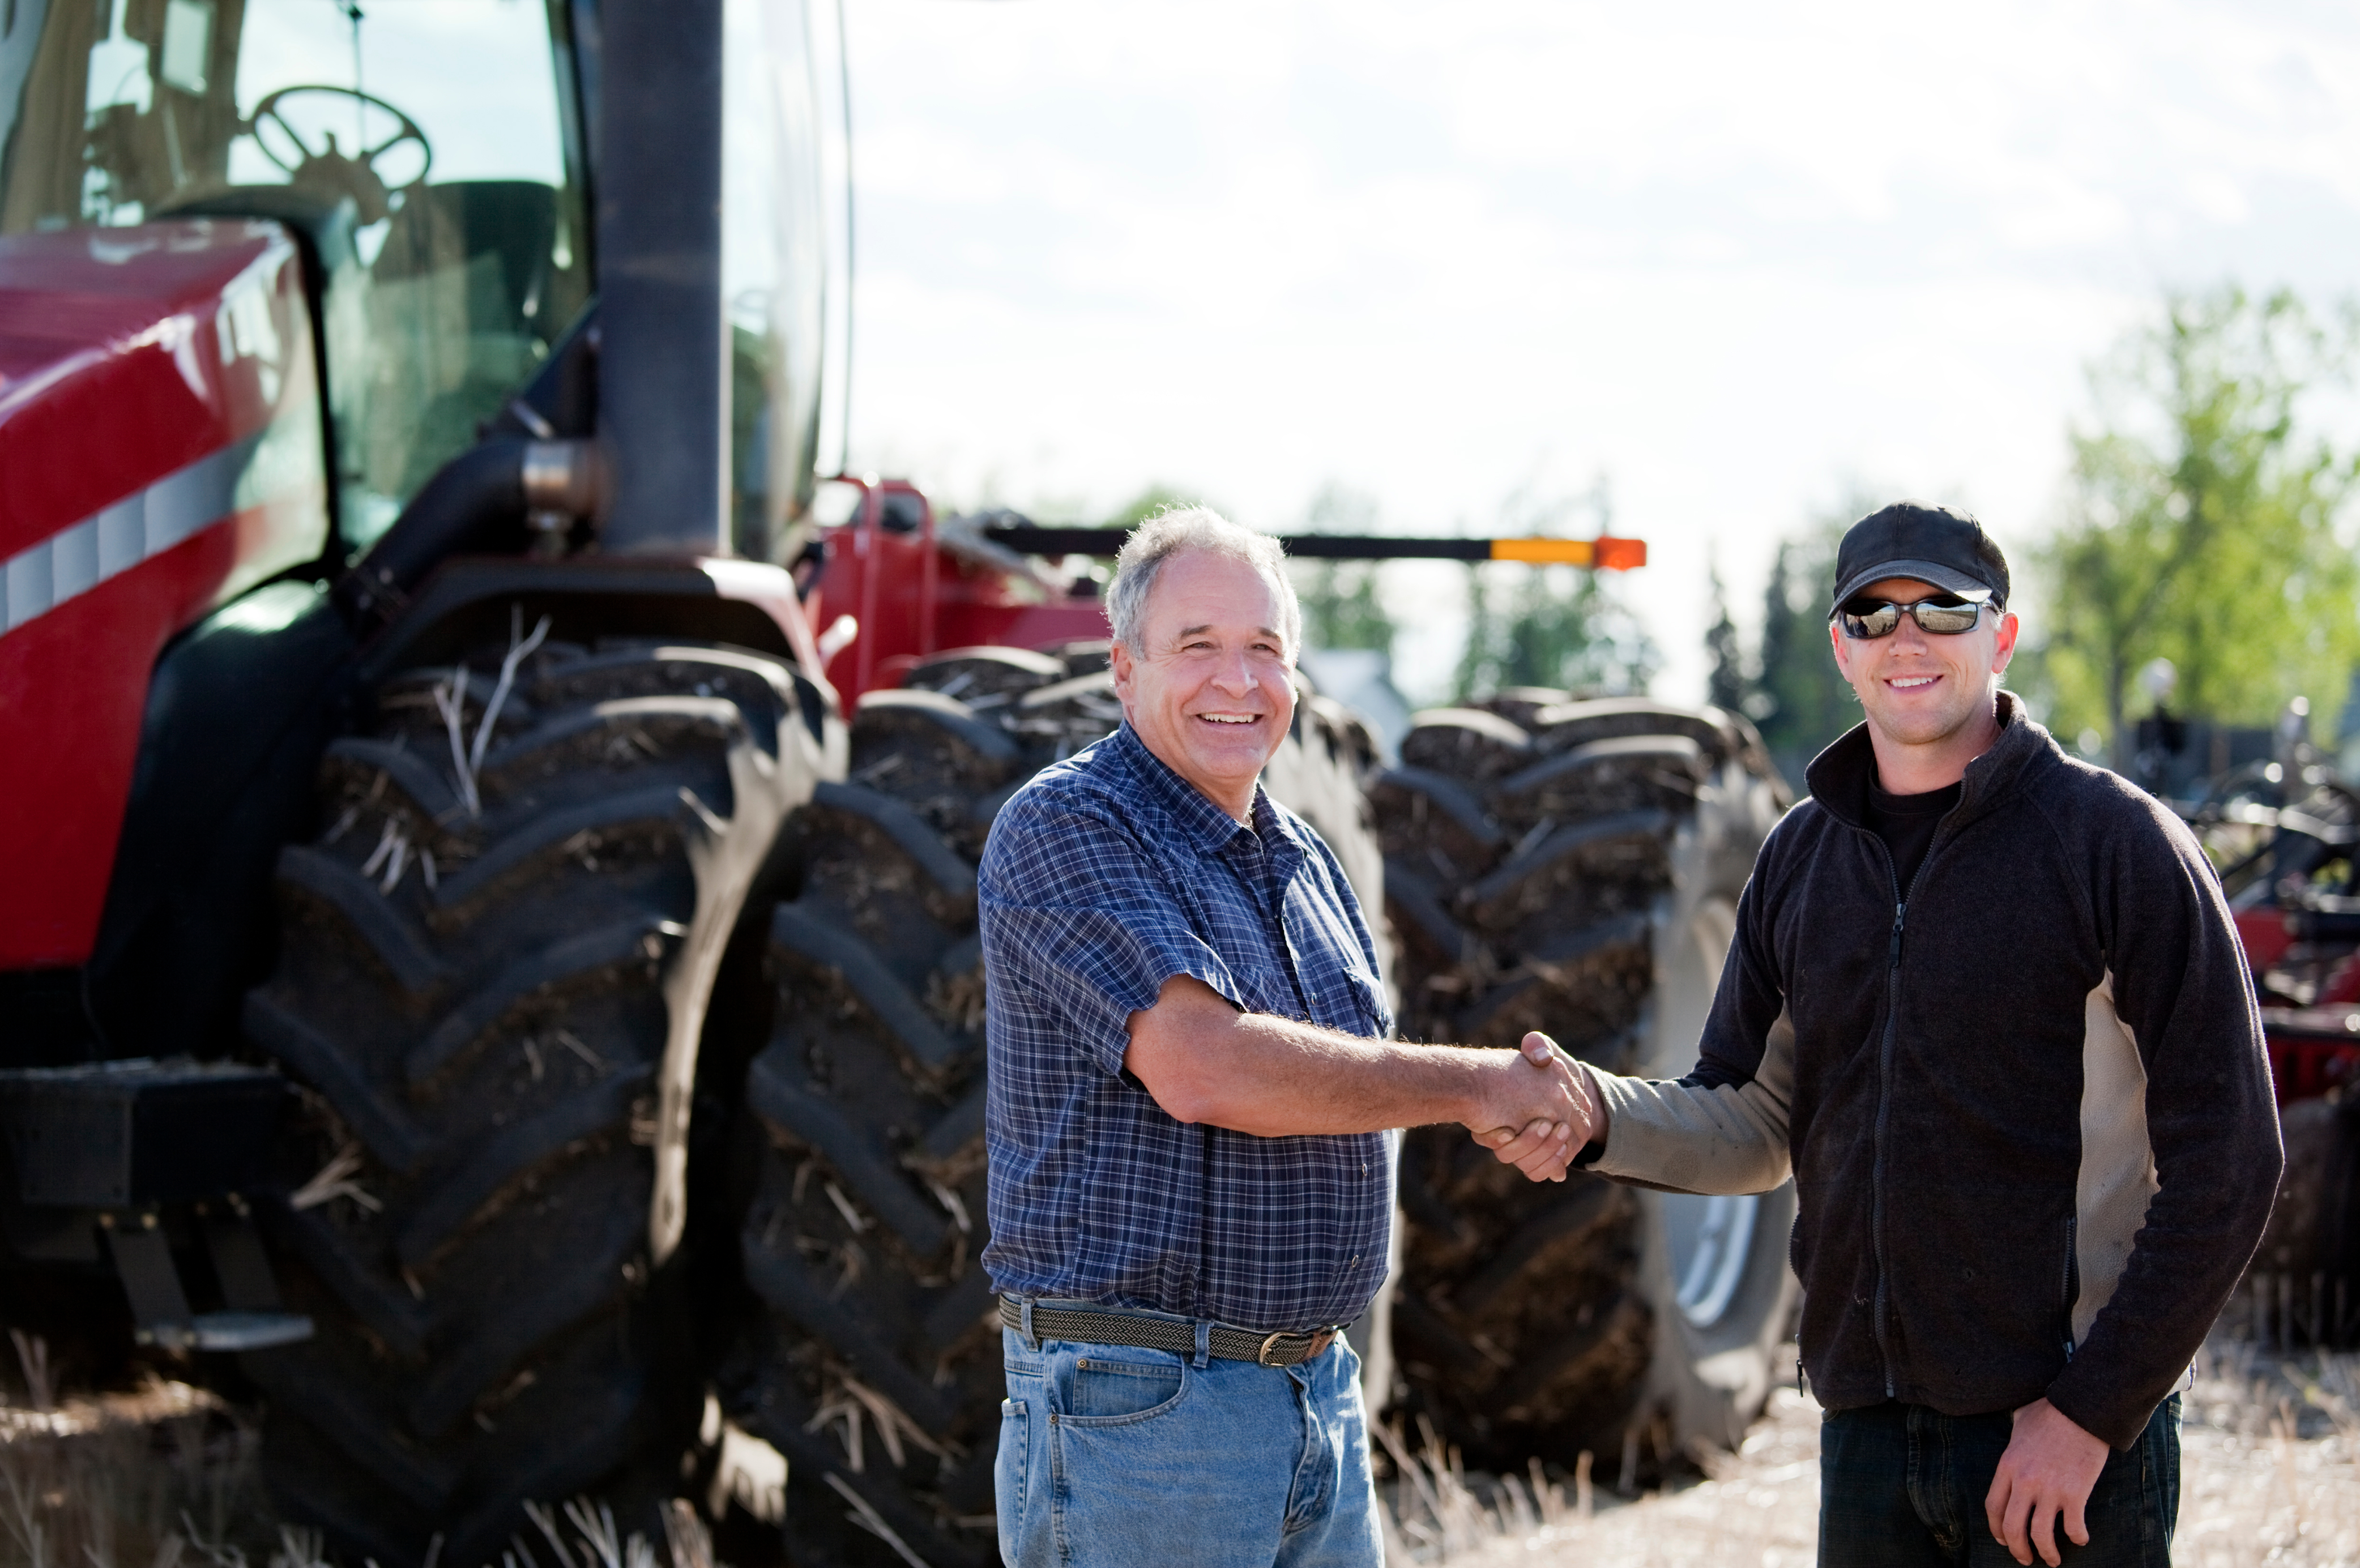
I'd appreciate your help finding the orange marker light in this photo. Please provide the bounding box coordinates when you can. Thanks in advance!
[1593,536,1647,571]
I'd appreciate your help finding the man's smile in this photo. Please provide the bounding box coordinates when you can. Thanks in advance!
[1196,712,1263,725]
[1887,674,1941,689]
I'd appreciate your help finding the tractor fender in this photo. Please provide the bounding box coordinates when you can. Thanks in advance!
[355,555,837,704]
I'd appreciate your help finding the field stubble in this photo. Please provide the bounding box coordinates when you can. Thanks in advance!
[3,1335,2355,1567]
[1388,1339,2360,1567]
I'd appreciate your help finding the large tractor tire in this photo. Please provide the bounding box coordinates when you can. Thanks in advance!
[240,631,828,1566]
[1376,692,1796,1481]
[726,646,1385,1567]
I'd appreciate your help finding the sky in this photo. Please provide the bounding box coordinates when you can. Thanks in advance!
[837,0,2360,706]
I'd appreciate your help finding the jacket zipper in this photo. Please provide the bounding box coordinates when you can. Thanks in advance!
[1865,824,1941,1403]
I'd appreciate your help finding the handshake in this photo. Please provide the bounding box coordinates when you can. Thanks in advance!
[1469,1032,1603,1184]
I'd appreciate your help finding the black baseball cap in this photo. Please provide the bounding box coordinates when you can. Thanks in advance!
[1829,502,2011,615]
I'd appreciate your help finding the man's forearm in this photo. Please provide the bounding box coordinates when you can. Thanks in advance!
[1132,1005,1487,1134]
[1576,1010,1797,1195]
[1584,1069,1793,1194]
[1125,974,1586,1148]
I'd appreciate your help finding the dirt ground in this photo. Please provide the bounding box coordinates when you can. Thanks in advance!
[1381,1341,2360,1567]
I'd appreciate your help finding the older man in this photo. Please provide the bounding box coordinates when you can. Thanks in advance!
[978,507,1584,1568]
[1549,503,2280,1568]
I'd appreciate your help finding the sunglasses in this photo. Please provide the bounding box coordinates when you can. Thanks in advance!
[1833,595,1994,639]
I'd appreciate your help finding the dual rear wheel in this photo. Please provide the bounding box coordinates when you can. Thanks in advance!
[244,633,828,1565]
[1374,692,1797,1476]
[727,644,1384,1567]
[248,638,1794,1564]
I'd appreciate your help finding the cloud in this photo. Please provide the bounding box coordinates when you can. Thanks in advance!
[841,0,2360,698]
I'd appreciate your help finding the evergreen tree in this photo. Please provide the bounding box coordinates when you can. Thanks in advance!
[1746,518,1860,785]
[1705,562,1747,713]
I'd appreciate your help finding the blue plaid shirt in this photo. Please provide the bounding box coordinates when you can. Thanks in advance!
[978,722,1395,1332]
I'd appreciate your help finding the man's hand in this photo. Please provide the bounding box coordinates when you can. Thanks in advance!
[1983,1398,2109,1567]
[1466,1033,1597,1183]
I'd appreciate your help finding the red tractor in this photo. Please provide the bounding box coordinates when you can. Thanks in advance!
[2159,702,2360,1348]
[0,2,1798,1562]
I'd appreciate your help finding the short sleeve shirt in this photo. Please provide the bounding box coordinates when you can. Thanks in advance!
[977,722,1396,1333]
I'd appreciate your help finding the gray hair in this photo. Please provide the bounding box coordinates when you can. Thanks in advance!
[1106,506,1302,657]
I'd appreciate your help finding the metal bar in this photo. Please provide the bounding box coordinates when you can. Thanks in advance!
[203,1203,284,1311]
[595,0,727,553]
[104,1219,193,1343]
[919,497,940,657]
[1275,535,1490,561]
[978,525,1646,569]
[855,482,882,695]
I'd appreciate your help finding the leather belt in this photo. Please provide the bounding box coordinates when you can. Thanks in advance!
[999,1298,1338,1368]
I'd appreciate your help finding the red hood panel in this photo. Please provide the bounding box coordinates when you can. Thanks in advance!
[0,220,328,969]
[0,220,297,561]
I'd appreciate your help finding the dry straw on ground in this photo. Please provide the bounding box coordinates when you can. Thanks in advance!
[0,1332,740,1568]
[1382,1339,2360,1567]
[3,1332,2354,1566]
[0,1370,272,1568]
[1376,1383,1821,1567]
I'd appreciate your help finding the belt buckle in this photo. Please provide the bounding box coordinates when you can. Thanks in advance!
[1257,1328,1335,1367]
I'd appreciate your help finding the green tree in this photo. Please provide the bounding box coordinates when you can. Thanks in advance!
[2037,288,2360,759]
[1452,481,1659,700]
[1107,484,1200,526]
[1291,484,1398,655]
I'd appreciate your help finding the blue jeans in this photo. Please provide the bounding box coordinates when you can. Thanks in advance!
[1819,1396,2181,1567]
[995,1314,1382,1568]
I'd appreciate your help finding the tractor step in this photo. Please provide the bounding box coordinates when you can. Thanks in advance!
[0,1057,285,1207]
[2,1058,311,1349]
[134,1310,316,1353]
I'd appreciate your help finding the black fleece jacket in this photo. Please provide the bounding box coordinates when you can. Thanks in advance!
[1594,695,2282,1448]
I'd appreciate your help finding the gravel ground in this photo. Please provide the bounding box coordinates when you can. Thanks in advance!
[1383,1342,2360,1567]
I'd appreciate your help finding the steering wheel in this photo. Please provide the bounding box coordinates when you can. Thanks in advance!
[247,86,431,224]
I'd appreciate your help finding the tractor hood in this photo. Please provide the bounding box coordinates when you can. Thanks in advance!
[0,219,327,968]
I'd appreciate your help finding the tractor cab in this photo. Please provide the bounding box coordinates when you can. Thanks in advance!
[4,0,590,544]
[0,0,840,562]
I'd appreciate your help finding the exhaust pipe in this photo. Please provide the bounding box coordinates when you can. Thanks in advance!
[334,438,601,632]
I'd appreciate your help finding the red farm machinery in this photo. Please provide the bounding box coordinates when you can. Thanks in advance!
[2149,702,2360,1349]
[0,1,1804,1562]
